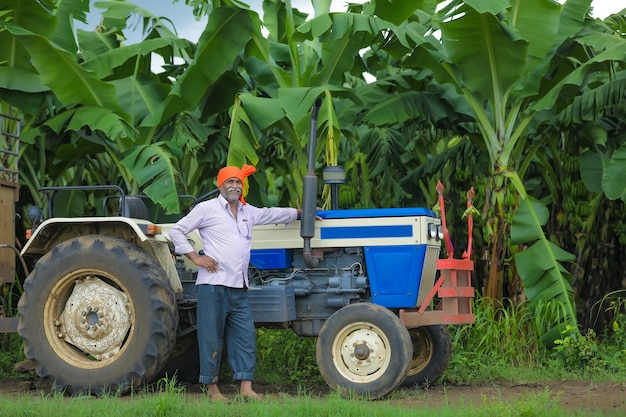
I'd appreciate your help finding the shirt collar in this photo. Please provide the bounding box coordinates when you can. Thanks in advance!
[217,193,241,210]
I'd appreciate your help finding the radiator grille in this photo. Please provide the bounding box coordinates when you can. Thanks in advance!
[416,246,440,306]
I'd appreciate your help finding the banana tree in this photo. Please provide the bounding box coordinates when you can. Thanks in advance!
[374,0,625,341]
[1,0,259,215]
[220,0,466,209]
[224,0,381,208]
[412,0,567,302]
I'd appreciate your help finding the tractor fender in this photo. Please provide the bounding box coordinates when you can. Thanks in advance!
[21,217,183,295]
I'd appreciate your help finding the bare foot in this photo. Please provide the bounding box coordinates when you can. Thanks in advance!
[211,392,228,402]
[240,390,263,400]
[239,380,263,400]
[207,384,227,402]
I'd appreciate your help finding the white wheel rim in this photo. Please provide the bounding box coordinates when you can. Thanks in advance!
[44,269,135,369]
[60,276,131,360]
[332,321,391,383]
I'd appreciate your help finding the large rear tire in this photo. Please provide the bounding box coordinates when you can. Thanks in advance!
[401,325,451,388]
[18,235,178,395]
[316,303,412,399]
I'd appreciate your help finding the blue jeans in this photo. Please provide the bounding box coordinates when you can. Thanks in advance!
[196,284,256,384]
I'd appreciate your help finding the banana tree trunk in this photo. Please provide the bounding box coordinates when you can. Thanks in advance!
[485,171,507,301]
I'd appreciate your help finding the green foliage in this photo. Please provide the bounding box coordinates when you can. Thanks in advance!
[0,21,125,113]
[0,335,27,381]
[0,279,21,318]
[476,388,564,417]
[445,293,626,386]
[1,0,256,214]
[255,328,322,385]
[150,374,186,395]
[511,196,578,346]
[121,143,182,213]
[551,327,610,373]
[138,375,188,417]
[0,280,27,381]
[601,295,626,351]
[602,145,626,201]
[445,296,544,384]
[551,291,626,372]
[549,291,626,374]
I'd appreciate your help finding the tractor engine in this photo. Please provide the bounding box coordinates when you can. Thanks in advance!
[248,247,369,336]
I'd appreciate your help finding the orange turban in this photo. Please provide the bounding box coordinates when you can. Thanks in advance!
[217,164,256,204]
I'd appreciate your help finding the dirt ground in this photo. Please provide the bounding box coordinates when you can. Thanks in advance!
[232,380,625,413]
[2,378,625,414]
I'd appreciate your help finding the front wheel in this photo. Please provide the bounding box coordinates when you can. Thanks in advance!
[18,235,178,395]
[402,325,451,388]
[316,303,412,399]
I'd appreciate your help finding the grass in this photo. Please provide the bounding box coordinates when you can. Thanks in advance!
[0,383,617,417]
[443,295,626,385]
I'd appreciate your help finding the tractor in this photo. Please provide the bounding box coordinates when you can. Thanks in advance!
[0,104,475,398]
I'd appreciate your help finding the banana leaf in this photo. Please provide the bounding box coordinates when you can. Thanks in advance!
[121,143,182,214]
[0,21,126,115]
[602,144,626,201]
[511,196,578,346]
[142,7,254,127]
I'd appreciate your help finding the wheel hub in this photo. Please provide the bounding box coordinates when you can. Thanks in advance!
[57,276,131,360]
[353,343,370,360]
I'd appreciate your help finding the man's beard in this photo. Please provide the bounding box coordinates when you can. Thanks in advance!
[225,187,242,202]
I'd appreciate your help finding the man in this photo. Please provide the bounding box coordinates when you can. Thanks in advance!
[168,164,301,401]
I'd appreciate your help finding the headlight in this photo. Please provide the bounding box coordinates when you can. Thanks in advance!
[437,224,444,240]
[428,223,438,239]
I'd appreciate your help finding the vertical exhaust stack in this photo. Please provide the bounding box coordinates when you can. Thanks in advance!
[301,99,322,268]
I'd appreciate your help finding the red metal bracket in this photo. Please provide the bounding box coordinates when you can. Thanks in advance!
[400,184,476,328]
[436,181,454,259]
[463,187,475,260]
[401,259,475,327]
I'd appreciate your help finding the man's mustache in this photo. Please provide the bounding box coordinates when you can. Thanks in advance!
[227,187,242,193]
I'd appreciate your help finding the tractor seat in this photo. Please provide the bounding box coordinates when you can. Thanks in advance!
[121,196,150,220]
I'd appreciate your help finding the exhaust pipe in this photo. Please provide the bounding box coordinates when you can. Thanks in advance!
[301,99,322,268]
